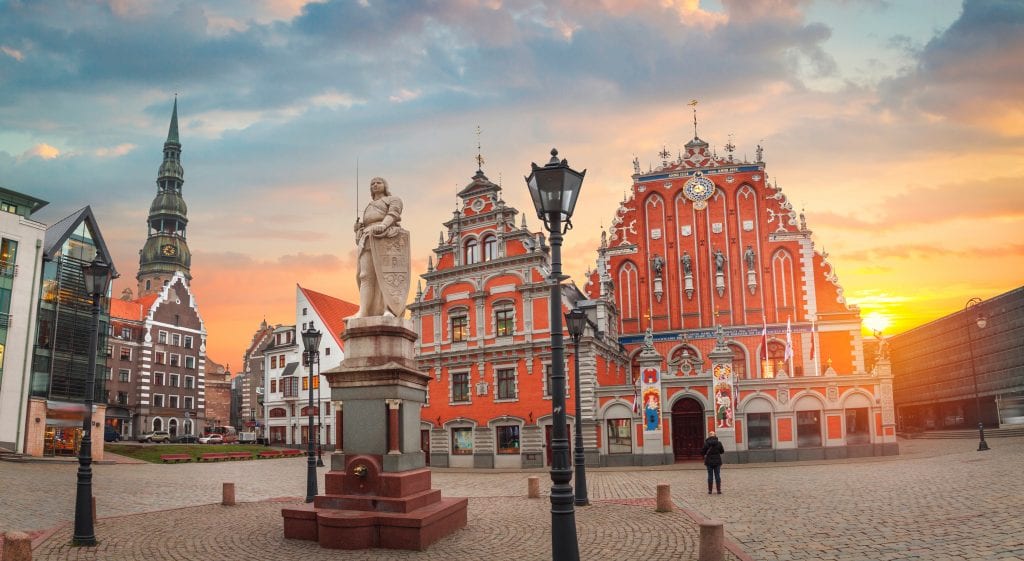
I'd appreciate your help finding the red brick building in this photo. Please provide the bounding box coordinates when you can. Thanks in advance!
[409,168,627,468]
[583,135,898,462]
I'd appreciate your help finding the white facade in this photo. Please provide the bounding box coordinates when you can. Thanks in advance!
[0,207,46,452]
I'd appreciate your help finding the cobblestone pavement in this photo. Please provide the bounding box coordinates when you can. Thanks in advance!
[2,438,1022,560]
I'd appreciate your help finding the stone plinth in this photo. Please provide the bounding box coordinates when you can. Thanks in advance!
[283,316,467,550]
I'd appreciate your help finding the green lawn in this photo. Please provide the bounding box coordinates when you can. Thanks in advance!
[105,443,276,463]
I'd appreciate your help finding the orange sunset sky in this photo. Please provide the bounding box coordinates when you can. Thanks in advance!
[1,1,1022,368]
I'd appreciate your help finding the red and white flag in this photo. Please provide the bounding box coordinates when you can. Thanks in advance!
[809,319,816,360]
[760,317,768,358]
[784,316,794,362]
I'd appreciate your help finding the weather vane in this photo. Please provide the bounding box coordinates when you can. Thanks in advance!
[475,125,484,171]
[688,99,699,138]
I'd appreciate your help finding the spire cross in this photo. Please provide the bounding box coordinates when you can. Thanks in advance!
[688,99,699,138]
[475,125,484,171]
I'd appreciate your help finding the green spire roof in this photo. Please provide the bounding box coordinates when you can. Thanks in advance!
[166,96,179,145]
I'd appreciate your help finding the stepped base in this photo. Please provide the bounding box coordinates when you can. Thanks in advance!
[282,454,467,551]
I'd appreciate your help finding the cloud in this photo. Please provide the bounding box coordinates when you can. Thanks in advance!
[94,143,136,157]
[1,45,24,61]
[879,0,1024,135]
[21,143,60,159]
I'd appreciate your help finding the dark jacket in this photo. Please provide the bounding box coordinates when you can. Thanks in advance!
[701,436,725,467]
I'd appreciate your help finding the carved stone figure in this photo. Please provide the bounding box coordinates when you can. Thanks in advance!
[714,249,725,274]
[682,252,692,275]
[350,177,410,318]
[744,245,755,270]
[651,254,665,278]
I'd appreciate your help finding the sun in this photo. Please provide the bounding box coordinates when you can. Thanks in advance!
[862,312,891,335]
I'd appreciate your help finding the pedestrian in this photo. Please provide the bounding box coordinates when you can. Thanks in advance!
[702,430,725,495]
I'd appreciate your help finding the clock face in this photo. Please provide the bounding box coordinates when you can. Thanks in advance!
[683,172,715,204]
[161,244,177,257]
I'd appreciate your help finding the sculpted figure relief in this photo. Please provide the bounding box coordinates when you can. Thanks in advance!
[350,177,411,318]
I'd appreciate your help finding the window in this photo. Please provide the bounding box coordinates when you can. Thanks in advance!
[183,335,193,349]
[168,373,179,387]
[281,377,299,398]
[119,347,131,361]
[0,238,16,276]
[451,427,473,455]
[762,341,786,378]
[451,315,468,342]
[271,356,278,369]
[116,391,128,405]
[607,419,632,454]
[325,347,331,356]
[270,379,277,393]
[158,331,168,344]
[543,365,569,398]
[184,396,193,410]
[106,344,113,358]
[153,418,162,431]
[169,354,180,367]
[153,394,164,407]
[495,309,514,337]
[496,368,517,400]
[184,356,195,369]
[184,375,194,389]
[464,239,479,264]
[483,236,498,261]
[496,425,520,454]
[796,410,822,447]
[1,202,17,214]
[118,369,130,383]
[452,372,470,402]
[154,351,165,365]
[845,408,870,445]
[302,307,308,316]
[169,395,179,408]
[153,372,164,386]
[729,344,747,379]
[747,413,773,450]
[120,327,132,340]
[104,367,113,381]
[302,377,309,391]
[312,375,319,389]
[171,333,181,346]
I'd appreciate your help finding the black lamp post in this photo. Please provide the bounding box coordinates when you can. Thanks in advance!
[965,298,990,452]
[301,327,322,502]
[74,256,112,546]
[526,148,585,561]
[565,307,589,507]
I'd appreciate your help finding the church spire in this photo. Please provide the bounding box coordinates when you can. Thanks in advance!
[167,95,180,145]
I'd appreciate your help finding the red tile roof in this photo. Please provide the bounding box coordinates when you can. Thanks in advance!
[299,286,359,350]
[109,294,160,321]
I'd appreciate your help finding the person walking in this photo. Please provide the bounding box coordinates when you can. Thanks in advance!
[702,431,725,495]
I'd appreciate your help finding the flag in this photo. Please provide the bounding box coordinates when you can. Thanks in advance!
[784,316,793,362]
[809,319,816,360]
[759,317,768,359]
[632,381,640,415]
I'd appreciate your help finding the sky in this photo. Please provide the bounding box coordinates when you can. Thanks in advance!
[1,0,1022,367]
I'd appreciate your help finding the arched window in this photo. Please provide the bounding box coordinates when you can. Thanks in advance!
[153,418,163,431]
[668,345,701,376]
[728,343,747,379]
[762,341,787,378]
[482,236,498,261]
[168,418,178,437]
[465,239,479,265]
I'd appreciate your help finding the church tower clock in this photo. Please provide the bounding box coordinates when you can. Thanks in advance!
[137,98,192,297]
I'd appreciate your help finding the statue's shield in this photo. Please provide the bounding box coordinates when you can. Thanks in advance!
[369,229,411,316]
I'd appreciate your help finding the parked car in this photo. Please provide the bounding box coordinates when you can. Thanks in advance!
[104,427,122,442]
[198,434,224,444]
[137,431,171,443]
[173,434,200,444]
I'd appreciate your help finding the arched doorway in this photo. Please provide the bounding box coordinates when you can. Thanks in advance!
[671,397,704,461]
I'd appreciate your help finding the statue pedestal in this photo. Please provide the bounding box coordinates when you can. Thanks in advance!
[282,317,468,550]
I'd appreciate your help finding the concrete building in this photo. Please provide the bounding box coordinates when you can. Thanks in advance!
[890,286,1024,430]
[0,187,49,453]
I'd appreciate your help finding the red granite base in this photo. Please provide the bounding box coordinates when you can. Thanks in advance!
[282,454,467,551]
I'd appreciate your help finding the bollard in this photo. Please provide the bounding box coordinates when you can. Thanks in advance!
[527,476,540,499]
[222,482,236,506]
[699,520,725,561]
[3,530,32,561]
[655,483,673,512]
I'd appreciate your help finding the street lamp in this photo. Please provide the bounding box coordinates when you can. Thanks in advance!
[965,298,990,452]
[526,148,585,561]
[565,307,589,506]
[74,256,112,546]
[301,327,322,502]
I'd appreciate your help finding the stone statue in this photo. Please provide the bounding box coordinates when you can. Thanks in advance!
[682,252,692,275]
[714,249,725,274]
[744,245,755,270]
[350,177,410,318]
[651,254,665,278]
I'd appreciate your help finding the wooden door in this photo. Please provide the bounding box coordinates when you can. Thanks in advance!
[671,398,705,461]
